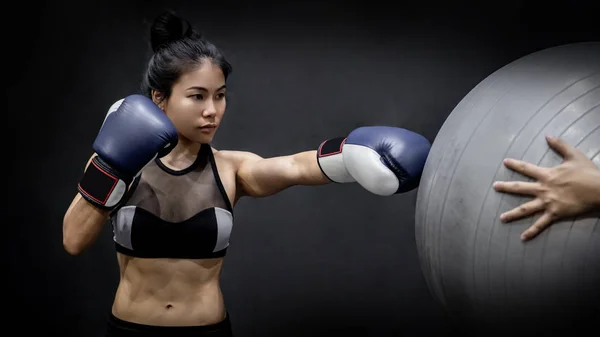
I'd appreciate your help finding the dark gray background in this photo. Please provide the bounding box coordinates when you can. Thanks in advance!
[8,0,598,336]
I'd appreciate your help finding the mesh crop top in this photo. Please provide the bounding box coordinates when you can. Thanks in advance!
[109,144,234,259]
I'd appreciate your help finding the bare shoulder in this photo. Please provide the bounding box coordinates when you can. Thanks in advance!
[211,148,266,202]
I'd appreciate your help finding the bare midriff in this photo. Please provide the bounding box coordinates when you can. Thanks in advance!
[111,253,227,326]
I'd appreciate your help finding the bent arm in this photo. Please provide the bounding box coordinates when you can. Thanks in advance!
[62,153,110,255]
[236,150,330,198]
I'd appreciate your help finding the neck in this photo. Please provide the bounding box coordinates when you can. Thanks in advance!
[159,136,204,170]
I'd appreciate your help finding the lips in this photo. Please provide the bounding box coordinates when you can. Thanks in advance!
[199,124,217,133]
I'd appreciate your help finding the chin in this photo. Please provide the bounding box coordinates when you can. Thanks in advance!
[194,133,216,144]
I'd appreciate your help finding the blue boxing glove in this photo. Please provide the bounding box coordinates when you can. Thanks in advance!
[317,126,431,195]
[77,94,179,209]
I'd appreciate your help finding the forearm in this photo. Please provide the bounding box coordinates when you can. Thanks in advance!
[236,150,331,198]
[292,150,331,186]
[62,193,109,255]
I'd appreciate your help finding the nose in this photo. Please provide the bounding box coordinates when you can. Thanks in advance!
[202,100,217,118]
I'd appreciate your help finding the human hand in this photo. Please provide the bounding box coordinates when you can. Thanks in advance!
[493,136,600,242]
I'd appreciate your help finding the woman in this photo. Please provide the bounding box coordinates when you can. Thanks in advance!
[62,11,431,337]
[494,135,600,241]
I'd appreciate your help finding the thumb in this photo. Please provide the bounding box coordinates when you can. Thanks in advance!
[546,136,576,160]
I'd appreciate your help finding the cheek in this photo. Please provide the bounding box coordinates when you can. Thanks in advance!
[174,99,195,114]
[165,108,185,122]
[165,104,196,125]
[215,100,227,115]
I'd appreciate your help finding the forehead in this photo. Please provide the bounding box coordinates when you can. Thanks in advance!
[175,60,225,90]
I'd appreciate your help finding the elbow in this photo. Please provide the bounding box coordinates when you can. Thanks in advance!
[62,219,85,256]
[63,239,84,256]
[63,233,85,256]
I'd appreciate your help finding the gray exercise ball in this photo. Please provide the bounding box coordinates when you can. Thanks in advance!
[415,42,599,335]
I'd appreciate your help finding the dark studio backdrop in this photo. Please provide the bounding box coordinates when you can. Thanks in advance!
[8,0,598,336]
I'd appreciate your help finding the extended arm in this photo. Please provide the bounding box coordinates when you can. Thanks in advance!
[233,126,431,199]
[235,150,329,198]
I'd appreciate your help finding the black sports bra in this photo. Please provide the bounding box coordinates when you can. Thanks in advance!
[110,144,234,259]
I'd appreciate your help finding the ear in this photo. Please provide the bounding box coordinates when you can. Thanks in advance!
[151,90,166,110]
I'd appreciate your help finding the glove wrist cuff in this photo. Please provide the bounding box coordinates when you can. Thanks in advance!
[316,137,356,183]
[77,156,131,210]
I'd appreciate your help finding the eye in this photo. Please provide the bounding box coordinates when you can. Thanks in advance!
[191,94,204,100]
[216,92,226,100]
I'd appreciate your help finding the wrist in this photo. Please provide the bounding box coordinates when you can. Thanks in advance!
[77,156,131,210]
[316,137,356,183]
[317,137,356,183]
[592,168,600,208]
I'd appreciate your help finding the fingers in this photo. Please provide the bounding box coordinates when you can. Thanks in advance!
[502,158,547,180]
[502,137,584,180]
[493,180,541,196]
[520,212,555,241]
[499,198,545,223]
[546,136,578,161]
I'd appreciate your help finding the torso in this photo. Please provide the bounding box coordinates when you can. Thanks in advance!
[110,145,241,326]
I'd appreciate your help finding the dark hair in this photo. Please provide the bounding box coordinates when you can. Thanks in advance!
[141,11,232,101]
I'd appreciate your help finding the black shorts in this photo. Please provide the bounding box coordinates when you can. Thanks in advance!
[105,312,234,337]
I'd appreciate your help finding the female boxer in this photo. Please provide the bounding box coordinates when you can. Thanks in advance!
[62,11,431,337]
[494,135,600,241]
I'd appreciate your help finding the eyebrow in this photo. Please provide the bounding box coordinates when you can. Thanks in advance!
[186,85,227,91]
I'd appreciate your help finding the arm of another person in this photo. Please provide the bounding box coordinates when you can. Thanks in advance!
[62,153,111,255]
[493,136,600,241]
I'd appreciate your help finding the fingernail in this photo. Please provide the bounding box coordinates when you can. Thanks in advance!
[500,214,506,221]
[520,234,527,241]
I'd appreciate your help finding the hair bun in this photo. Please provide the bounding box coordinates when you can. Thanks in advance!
[150,11,198,53]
